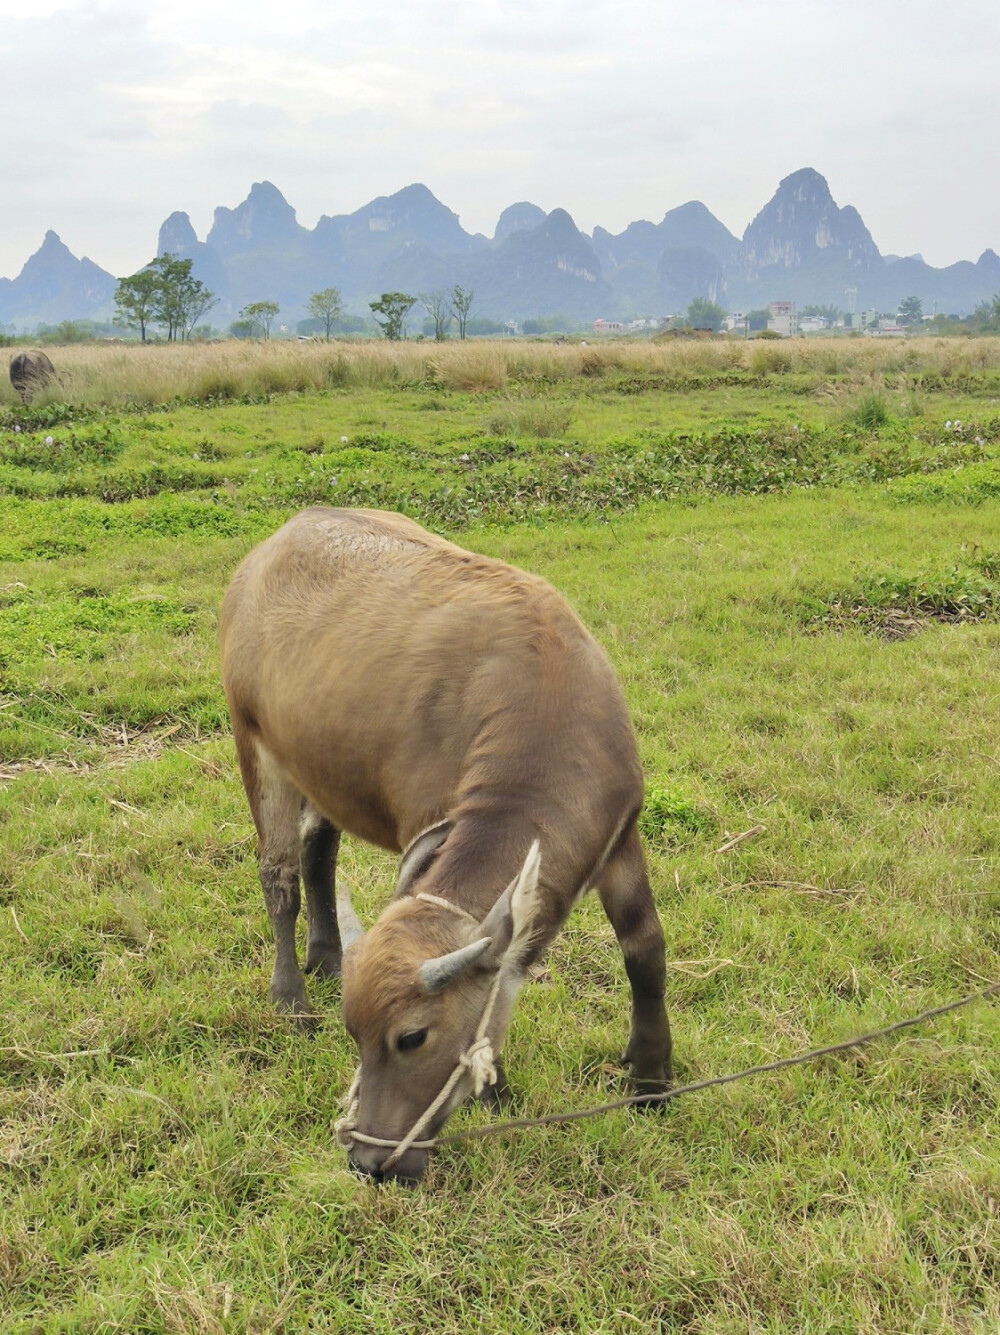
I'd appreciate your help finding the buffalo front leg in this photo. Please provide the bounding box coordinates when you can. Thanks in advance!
[300,805,343,979]
[597,824,672,1094]
[241,740,312,1020]
[260,858,311,1019]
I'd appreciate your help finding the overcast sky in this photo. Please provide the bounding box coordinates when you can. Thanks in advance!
[1,0,997,279]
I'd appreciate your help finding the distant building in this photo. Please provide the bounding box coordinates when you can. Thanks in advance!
[724,311,748,332]
[767,301,798,337]
[593,319,624,334]
[798,316,829,334]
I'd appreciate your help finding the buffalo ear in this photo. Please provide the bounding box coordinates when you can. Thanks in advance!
[396,820,453,899]
[478,840,542,970]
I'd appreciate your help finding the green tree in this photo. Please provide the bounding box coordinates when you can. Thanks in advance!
[897,295,923,326]
[239,301,280,340]
[116,255,216,342]
[420,291,452,341]
[968,295,1000,332]
[450,285,475,340]
[686,298,726,332]
[52,321,92,343]
[306,287,343,339]
[148,254,216,341]
[370,292,416,341]
[114,268,159,342]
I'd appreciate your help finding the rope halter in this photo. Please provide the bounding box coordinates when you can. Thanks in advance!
[334,893,504,1175]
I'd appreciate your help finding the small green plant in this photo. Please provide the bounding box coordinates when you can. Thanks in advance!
[639,784,713,844]
[847,390,891,431]
[964,542,1000,578]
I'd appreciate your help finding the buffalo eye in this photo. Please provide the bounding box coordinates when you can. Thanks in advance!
[397,1029,428,1053]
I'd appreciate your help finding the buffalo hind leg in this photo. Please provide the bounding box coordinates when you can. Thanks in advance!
[596,823,672,1096]
[300,804,343,979]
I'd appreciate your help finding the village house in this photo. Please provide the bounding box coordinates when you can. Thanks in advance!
[767,301,798,337]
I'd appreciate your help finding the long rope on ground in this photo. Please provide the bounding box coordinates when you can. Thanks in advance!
[434,980,1000,1149]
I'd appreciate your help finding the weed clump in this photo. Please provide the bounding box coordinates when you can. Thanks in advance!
[888,461,1000,507]
[484,397,573,440]
[640,785,714,845]
[805,555,1000,637]
[847,390,891,431]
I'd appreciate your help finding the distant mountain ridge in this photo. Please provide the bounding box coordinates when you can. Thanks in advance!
[0,231,117,329]
[2,169,997,330]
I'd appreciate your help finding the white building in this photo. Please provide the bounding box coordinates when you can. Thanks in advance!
[865,322,907,338]
[767,301,798,338]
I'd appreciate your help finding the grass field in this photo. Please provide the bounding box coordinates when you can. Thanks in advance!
[3,339,1000,1331]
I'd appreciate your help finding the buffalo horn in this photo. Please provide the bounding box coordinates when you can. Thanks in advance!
[420,937,493,993]
[337,888,366,948]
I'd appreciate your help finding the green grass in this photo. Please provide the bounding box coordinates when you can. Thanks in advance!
[1,381,999,527]
[4,353,1000,1330]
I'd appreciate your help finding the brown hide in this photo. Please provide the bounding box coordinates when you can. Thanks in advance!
[221,507,641,877]
[220,507,671,1180]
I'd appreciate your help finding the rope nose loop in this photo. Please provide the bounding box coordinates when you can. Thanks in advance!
[459,1036,497,1096]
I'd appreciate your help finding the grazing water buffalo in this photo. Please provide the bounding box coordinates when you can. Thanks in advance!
[9,350,55,403]
[219,507,671,1181]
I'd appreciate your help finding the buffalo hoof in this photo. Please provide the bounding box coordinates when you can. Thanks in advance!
[304,943,342,979]
[621,1052,671,1110]
[270,980,321,1032]
[629,1077,672,1112]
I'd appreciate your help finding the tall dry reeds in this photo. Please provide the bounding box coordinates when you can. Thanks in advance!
[3,335,1000,410]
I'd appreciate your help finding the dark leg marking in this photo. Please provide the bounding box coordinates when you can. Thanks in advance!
[301,807,343,979]
[596,824,672,1094]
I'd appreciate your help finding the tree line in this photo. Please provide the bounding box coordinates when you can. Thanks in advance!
[349,286,475,341]
[114,259,478,343]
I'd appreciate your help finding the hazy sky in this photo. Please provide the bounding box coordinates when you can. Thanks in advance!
[1,0,997,279]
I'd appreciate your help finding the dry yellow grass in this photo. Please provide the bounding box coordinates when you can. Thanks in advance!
[3,335,1000,409]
